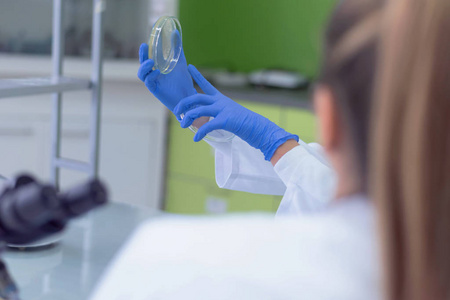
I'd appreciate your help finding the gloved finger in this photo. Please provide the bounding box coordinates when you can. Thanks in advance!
[194,118,224,142]
[188,65,218,96]
[180,105,219,128]
[144,69,161,93]
[139,43,149,64]
[138,59,155,82]
[174,94,215,116]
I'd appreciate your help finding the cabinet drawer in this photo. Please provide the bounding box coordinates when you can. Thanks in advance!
[227,190,280,213]
[166,175,280,214]
[167,114,216,181]
[166,176,222,214]
[0,121,45,178]
[0,127,34,137]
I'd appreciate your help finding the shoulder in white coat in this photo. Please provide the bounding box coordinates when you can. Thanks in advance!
[90,196,378,300]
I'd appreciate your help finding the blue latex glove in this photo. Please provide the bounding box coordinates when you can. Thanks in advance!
[137,43,196,112]
[174,65,299,161]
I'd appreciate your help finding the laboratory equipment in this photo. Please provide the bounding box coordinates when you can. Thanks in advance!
[0,174,108,245]
[0,174,108,299]
[146,17,234,142]
[148,16,183,75]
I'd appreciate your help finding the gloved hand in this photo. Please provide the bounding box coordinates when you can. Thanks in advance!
[174,65,299,161]
[137,42,197,112]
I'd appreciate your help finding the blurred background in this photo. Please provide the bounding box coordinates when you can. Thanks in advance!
[0,0,334,215]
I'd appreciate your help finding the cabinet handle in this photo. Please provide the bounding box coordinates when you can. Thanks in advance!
[0,128,34,137]
[62,130,90,139]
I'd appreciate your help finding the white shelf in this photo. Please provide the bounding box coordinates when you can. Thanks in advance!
[0,77,91,99]
[54,157,91,173]
[0,54,140,81]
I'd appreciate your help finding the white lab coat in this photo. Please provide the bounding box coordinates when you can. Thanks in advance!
[90,138,379,300]
[207,137,336,215]
[90,196,378,300]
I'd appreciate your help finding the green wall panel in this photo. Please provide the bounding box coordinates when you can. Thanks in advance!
[179,0,336,78]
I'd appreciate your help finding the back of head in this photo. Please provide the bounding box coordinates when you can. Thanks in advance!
[321,0,450,298]
[320,0,384,191]
[372,0,450,299]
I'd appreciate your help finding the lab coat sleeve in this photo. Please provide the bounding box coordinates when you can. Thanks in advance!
[206,137,335,205]
[274,141,336,213]
[205,137,287,196]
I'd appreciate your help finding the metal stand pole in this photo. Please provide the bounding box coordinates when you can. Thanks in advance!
[50,0,64,189]
[89,0,105,178]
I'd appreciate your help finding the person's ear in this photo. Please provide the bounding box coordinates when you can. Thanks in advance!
[314,85,342,152]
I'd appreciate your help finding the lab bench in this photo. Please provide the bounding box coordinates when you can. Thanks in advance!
[165,92,317,215]
[3,202,162,300]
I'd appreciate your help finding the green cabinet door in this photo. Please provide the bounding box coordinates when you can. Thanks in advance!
[166,176,278,214]
[281,108,317,144]
[167,114,216,181]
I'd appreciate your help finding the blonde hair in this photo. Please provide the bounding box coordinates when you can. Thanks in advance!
[321,0,450,299]
[373,0,450,299]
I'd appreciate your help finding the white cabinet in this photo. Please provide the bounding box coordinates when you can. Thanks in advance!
[99,121,162,208]
[0,57,167,209]
[0,119,46,177]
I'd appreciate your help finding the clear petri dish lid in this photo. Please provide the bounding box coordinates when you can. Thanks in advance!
[148,16,182,74]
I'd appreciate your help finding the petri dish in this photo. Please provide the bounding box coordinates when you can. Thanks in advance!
[149,16,235,142]
[148,16,182,74]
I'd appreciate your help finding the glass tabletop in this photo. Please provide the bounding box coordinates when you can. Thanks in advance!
[3,202,163,300]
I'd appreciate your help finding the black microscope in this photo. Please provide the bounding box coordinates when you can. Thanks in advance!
[0,174,108,300]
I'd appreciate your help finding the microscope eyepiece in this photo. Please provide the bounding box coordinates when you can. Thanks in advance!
[59,179,108,218]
